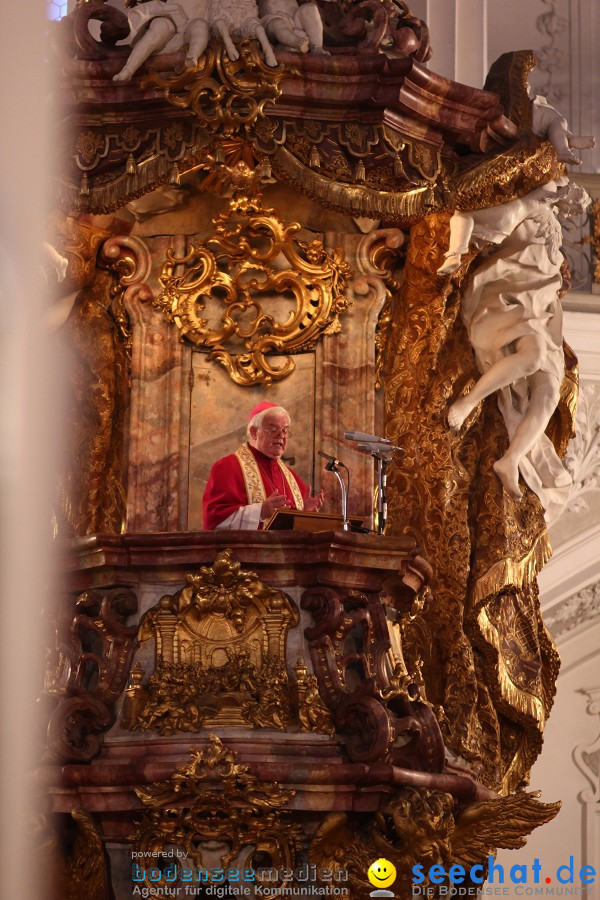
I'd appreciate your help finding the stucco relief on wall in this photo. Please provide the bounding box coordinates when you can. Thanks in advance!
[564,382,600,514]
[545,580,600,639]
[573,688,600,888]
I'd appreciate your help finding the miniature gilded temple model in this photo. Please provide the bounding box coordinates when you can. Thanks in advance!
[42,2,589,897]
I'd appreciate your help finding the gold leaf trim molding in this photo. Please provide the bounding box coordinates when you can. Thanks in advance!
[471,530,552,606]
[477,606,545,727]
[271,145,434,223]
[269,137,564,224]
[561,364,579,425]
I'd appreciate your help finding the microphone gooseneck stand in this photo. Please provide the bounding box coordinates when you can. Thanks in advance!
[344,434,405,537]
[320,439,402,535]
[373,451,392,536]
[330,463,350,532]
[318,451,350,531]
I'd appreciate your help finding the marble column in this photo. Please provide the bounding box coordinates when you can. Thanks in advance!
[124,234,191,532]
[318,232,389,523]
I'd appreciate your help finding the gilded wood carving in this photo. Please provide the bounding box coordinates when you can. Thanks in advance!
[154,179,352,385]
[133,735,303,891]
[122,550,300,731]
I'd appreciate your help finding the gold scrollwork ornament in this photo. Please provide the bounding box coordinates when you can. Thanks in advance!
[133,735,303,891]
[142,40,291,135]
[155,186,353,385]
[122,550,299,733]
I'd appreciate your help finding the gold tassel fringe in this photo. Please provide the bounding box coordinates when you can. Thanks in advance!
[472,530,552,606]
[477,606,546,727]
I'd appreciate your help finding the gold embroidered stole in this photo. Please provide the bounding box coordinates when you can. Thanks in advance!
[235,444,304,510]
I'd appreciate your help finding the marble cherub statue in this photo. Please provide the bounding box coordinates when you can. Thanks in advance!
[209,0,277,66]
[113,0,211,82]
[113,0,278,83]
[258,0,333,54]
[530,94,595,166]
[437,178,590,521]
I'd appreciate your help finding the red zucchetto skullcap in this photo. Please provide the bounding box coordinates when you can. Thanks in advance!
[248,401,278,421]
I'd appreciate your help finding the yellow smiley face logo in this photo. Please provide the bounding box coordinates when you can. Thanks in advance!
[368,858,397,889]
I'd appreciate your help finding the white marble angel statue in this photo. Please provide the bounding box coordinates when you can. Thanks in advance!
[437,177,590,522]
[208,0,277,66]
[113,0,210,81]
[258,0,333,54]
[531,94,595,166]
[113,0,279,82]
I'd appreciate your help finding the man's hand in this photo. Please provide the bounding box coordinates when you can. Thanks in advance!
[260,490,290,521]
[305,488,325,512]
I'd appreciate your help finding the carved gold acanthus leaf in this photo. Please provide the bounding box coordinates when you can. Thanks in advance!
[133,735,303,885]
[141,40,291,135]
[155,186,353,385]
[98,234,153,357]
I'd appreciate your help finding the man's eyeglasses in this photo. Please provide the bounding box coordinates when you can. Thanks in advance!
[261,425,292,437]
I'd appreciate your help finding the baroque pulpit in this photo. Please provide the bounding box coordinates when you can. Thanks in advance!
[40,2,582,896]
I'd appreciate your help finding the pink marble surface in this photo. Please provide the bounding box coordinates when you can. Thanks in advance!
[44,729,423,823]
[318,232,387,523]
[60,529,418,593]
[125,234,190,532]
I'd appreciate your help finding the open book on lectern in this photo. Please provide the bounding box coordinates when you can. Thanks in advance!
[264,509,364,533]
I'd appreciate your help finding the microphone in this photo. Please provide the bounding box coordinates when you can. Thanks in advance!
[319,450,345,471]
[356,442,405,456]
[344,431,392,445]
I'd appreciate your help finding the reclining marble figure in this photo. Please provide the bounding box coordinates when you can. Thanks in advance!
[438,178,590,522]
[113,0,278,82]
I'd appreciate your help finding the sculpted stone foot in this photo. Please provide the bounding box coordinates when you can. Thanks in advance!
[113,65,135,83]
[448,395,474,431]
[215,22,240,61]
[263,46,278,66]
[556,148,582,165]
[493,456,522,501]
[437,252,463,276]
[255,25,278,66]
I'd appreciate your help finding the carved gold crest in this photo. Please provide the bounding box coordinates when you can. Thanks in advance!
[142,40,290,136]
[154,183,353,385]
[122,550,299,732]
[132,735,303,886]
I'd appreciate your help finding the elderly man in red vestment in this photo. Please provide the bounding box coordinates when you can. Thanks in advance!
[203,402,325,529]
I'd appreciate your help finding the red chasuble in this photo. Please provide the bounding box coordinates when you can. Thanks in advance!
[203,444,309,530]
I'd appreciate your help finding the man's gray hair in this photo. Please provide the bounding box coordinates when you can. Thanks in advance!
[247,405,290,440]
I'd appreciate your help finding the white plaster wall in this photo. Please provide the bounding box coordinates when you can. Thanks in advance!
[415,0,600,173]
[495,621,600,899]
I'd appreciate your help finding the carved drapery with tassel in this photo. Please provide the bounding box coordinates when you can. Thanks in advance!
[382,209,572,793]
